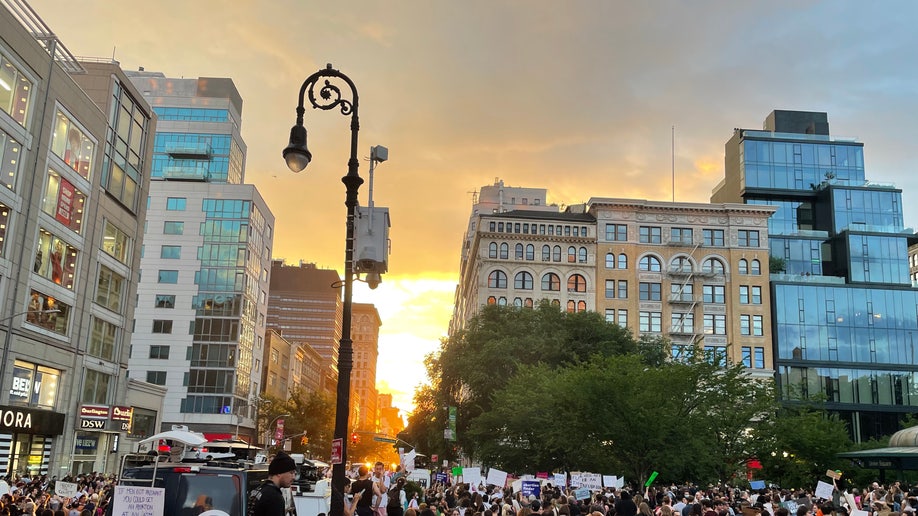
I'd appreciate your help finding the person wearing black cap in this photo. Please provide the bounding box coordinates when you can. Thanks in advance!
[251,451,298,516]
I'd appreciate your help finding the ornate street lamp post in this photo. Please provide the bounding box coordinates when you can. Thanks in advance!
[283,63,362,516]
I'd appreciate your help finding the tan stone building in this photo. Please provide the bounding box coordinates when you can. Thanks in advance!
[452,208,597,331]
[262,330,293,400]
[589,198,776,375]
[351,303,381,432]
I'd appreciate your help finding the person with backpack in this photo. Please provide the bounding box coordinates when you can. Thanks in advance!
[388,478,408,516]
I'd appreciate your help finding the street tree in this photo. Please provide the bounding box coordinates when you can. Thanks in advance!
[421,302,638,460]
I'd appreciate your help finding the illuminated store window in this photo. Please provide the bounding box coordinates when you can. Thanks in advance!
[24,289,71,335]
[50,110,94,180]
[34,228,78,289]
[9,360,59,409]
[0,52,33,127]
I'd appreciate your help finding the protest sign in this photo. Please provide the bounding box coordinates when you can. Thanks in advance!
[56,481,78,498]
[603,476,617,488]
[553,473,567,488]
[464,467,482,488]
[749,480,766,490]
[644,471,659,488]
[112,485,165,516]
[511,480,523,493]
[814,480,834,500]
[573,488,591,501]
[569,472,583,488]
[486,468,508,488]
[522,480,541,499]
[580,473,602,490]
[780,501,799,513]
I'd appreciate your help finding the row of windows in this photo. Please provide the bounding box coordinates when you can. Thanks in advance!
[152,107,229,122]
[489,243,588,263]
[634,311,764,337]
[609,254,762,276]
[487,221,590,237]
[608,282,762,304]
[486,296,588,313]
[604,225,762,248]
[487,271,588,292]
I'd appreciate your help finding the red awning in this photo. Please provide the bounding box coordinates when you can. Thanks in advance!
[204,433,233,441]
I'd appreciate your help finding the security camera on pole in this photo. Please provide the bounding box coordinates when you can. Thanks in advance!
[354,145,391,290]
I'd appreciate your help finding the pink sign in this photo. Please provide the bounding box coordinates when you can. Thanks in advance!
[274,419,285,441]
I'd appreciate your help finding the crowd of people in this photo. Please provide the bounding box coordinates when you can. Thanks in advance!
[355,472,918,516]
[0,473,115,516]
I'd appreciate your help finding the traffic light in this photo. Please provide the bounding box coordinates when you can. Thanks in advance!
[301,436,309,445]
[351,432,360,444]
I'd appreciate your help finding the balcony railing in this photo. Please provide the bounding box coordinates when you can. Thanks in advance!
[165,142,212,158]
[162,166,209,181]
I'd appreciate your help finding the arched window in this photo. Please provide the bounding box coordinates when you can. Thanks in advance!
[488,242,498,259]
[738,259,748,275]
[497,297,507,306]
[525,244,535,261]
[702,258,725,274]
[488,270,507,288]
[513,297,523,307]
[670,256,692,273]
[566,300,576,313]
[605,253,615,269]
[551,299,561,307]
[638,255,662,272]
[567,246,577,263]
[487,296,496,305]
[499,243,509,259]
[514,271,534,290]
[577,300,586,312]
[618,254,628,269]
[515,243,524,260]
[542,245,551,261]
[541,273,561,291]
[578,247,587,263]
[524,298,534,308]
[553,246,562,262]
[567,274,587,292]
[751,259,762,275]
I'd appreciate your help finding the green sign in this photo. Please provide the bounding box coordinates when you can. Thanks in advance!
[373,436,398,444]
[644,471,659,487]
[448,406,457,441]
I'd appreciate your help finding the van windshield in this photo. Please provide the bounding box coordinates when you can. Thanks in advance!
[176,473,241,516]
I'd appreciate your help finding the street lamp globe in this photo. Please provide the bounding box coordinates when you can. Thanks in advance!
[283,123,312,172]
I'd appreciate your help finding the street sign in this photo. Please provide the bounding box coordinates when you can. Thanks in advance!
[373,436,398,444]
[331,438,343,464]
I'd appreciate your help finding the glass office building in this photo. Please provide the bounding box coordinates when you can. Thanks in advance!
[712,110,917,441]
[126,72,273,441]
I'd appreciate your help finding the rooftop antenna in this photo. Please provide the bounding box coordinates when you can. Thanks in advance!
[468,189,479,205]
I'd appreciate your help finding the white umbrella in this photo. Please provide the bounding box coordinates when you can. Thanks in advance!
[139,429,208,447]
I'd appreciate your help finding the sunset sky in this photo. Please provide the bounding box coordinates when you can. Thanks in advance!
[33,1,918,415]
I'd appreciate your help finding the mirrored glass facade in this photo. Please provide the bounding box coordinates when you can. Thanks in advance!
[718,110,916,441]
